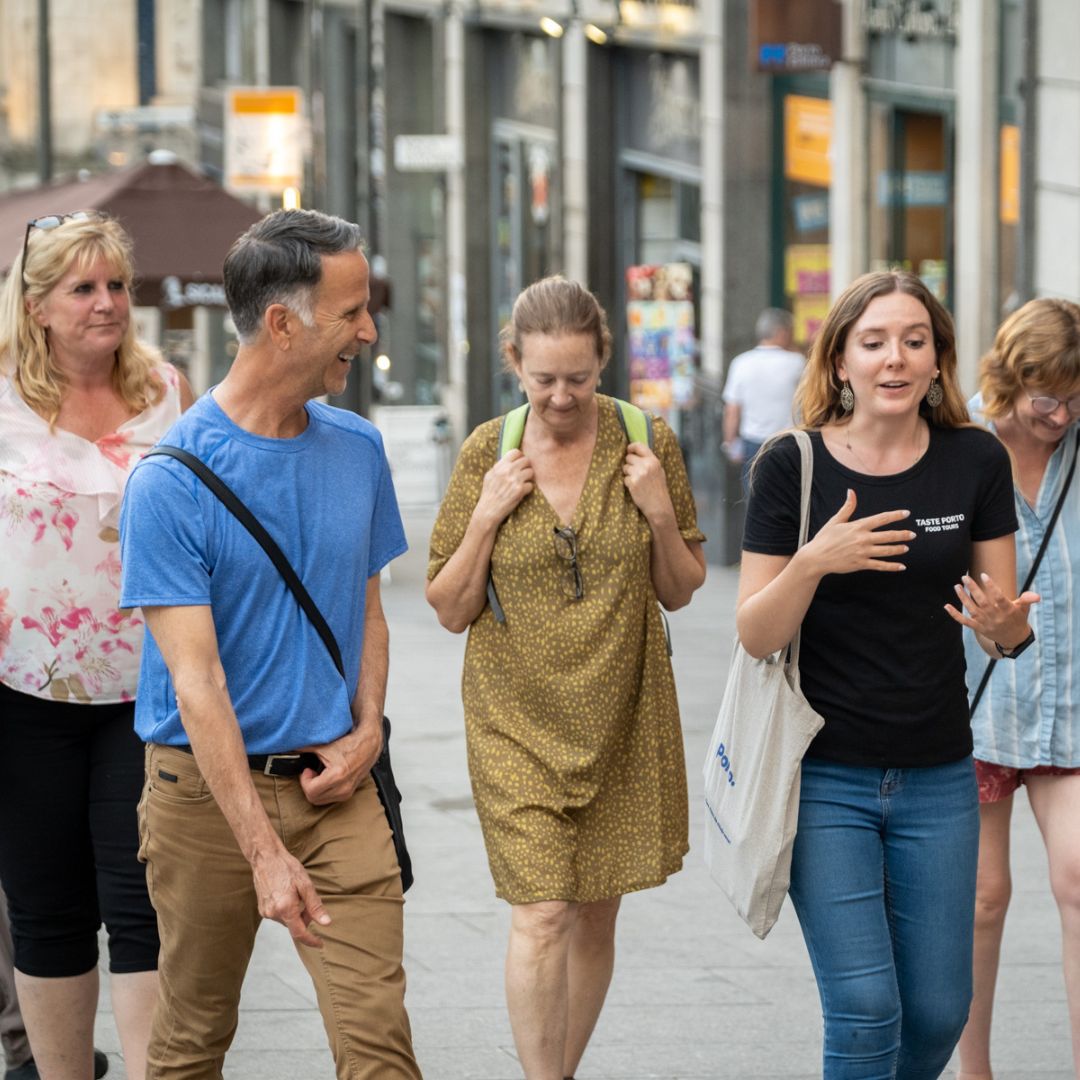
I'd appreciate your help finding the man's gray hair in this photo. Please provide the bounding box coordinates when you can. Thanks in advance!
[224,209,366,343]
[755,307,794,343]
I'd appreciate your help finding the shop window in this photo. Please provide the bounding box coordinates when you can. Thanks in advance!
[491,131,558,415]
[868,103,952,307]
[777,92,831,349]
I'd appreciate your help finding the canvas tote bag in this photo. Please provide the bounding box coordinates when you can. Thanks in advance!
[703,429,824,939]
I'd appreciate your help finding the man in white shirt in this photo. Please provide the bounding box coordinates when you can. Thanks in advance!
[722,308,805,493]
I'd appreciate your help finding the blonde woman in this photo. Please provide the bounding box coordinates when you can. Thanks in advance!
[957,299,1080,1080]
[0,212,192,1080]
[427,276,705,1080]
[737,271,1034,1078]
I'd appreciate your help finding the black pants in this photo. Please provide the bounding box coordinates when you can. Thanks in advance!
[0,682,159,977]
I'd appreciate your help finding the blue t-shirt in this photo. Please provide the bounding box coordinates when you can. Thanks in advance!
[119,392,407,753]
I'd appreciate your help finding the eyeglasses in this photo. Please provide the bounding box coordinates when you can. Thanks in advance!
[552,525,584,601]
[1028,393,1080,418]
[20,211,108,294]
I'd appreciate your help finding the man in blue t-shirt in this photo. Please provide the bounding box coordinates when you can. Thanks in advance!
[119,209,421,1079]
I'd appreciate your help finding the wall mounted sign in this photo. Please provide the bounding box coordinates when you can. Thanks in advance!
[751,0,842,73]
[161,276,227,309]
[784,95,833,187]
[224,87,305,194]
[863,0,958,41]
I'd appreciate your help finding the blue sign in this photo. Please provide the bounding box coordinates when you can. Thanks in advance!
[876,170,948,208]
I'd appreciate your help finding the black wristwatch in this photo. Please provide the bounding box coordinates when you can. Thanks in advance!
[995,627,1036,659]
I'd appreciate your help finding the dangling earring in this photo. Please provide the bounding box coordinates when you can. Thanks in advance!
[925,377,943,408]
[840,381,855,413]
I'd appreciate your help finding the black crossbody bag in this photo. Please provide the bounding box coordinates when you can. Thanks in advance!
[969,428,1080,719]
[146,445,413,892]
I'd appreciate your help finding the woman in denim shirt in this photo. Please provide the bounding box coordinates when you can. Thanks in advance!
[958,298,1080,1080]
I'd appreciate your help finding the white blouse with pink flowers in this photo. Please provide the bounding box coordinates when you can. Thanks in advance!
[0,363,183,704]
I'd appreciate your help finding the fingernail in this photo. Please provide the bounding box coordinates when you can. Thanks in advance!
[319,914,332,924]
[980,573,990,582]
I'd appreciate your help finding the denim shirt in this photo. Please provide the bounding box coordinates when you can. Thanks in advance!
[964,396,1080,767]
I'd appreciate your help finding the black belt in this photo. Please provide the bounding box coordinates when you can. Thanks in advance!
[175,745,323,778]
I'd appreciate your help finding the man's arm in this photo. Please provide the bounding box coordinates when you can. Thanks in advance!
[299,574,387,806]
[143,604,331,947]
[722,402,744,462]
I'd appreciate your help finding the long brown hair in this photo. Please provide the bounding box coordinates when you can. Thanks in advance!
[0,215,163,426]
[979,298,1080,420]
[795,270,969,429]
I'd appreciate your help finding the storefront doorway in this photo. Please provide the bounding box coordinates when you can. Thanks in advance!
[490,124,558,415]
[868,101,954,307]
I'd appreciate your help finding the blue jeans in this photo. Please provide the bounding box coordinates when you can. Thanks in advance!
[789,755,979,1080]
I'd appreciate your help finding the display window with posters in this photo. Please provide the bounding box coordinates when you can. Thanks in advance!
[771,77,831,352]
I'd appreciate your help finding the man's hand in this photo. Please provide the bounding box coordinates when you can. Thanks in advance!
[251,847,331,948]
[299,715,383,806]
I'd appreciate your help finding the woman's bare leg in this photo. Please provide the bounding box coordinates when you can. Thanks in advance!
[1027,773,1080,1077]
[506,900,576,1080]
[956,794,1013,1080]
[13,967,98,1080]
[562,897,621,1079]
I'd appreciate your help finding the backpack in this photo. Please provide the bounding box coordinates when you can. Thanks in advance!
[486,398,663,644]
[495,397,653,460]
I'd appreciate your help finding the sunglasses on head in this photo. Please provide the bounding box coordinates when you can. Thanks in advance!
[20,211,109,294]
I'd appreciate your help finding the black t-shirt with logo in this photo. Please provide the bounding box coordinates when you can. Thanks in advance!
[743,426,1017,767]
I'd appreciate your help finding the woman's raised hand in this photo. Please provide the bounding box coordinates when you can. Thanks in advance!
[477,449,535,526]
[945,572,1039,645]
[800,489,915,576]
[622,442,674,523]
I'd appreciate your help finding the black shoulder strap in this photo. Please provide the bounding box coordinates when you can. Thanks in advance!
[969,428,1080,718]
[145,445,346,681]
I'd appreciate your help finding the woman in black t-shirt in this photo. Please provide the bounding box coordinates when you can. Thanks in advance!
[739,271,1036,1079]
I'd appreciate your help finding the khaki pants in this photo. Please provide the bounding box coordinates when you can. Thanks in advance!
[139,744,421,1080]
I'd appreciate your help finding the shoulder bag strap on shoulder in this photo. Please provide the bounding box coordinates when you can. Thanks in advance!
[785,430,814,673]
[968,427,1080,718]
[144,445,346,680]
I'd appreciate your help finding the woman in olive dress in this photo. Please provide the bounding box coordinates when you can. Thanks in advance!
[427,276,706,1080]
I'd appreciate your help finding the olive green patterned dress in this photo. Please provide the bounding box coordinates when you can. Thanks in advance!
[428,395,705,904]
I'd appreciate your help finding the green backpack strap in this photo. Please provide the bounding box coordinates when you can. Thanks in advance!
[612,398,653,449]
[486,396,655,628]
[495,402,531,459]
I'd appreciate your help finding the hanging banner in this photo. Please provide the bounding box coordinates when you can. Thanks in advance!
[1000,125,1020,226]
[784,96,832,187]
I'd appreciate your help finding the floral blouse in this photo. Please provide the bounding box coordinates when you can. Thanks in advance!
[0,363,183,704]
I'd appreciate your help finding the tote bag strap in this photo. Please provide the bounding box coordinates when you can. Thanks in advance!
[785,430,814,673]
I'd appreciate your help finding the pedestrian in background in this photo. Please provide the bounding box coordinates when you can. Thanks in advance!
[427,276,705,1080]
[957,298,1080,1080]
[119,210,420,1079]
[722,307,805,493]
[0,212,192,1080]
[736,270,1035,1078]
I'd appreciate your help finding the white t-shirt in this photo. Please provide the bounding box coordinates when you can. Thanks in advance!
[722,344,805,443]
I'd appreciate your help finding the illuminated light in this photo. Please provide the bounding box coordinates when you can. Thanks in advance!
[539,16,564,38]
[375,354,392,371]
[584,23,609,45]
[282,186,302,209]
[108,151,128,167]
